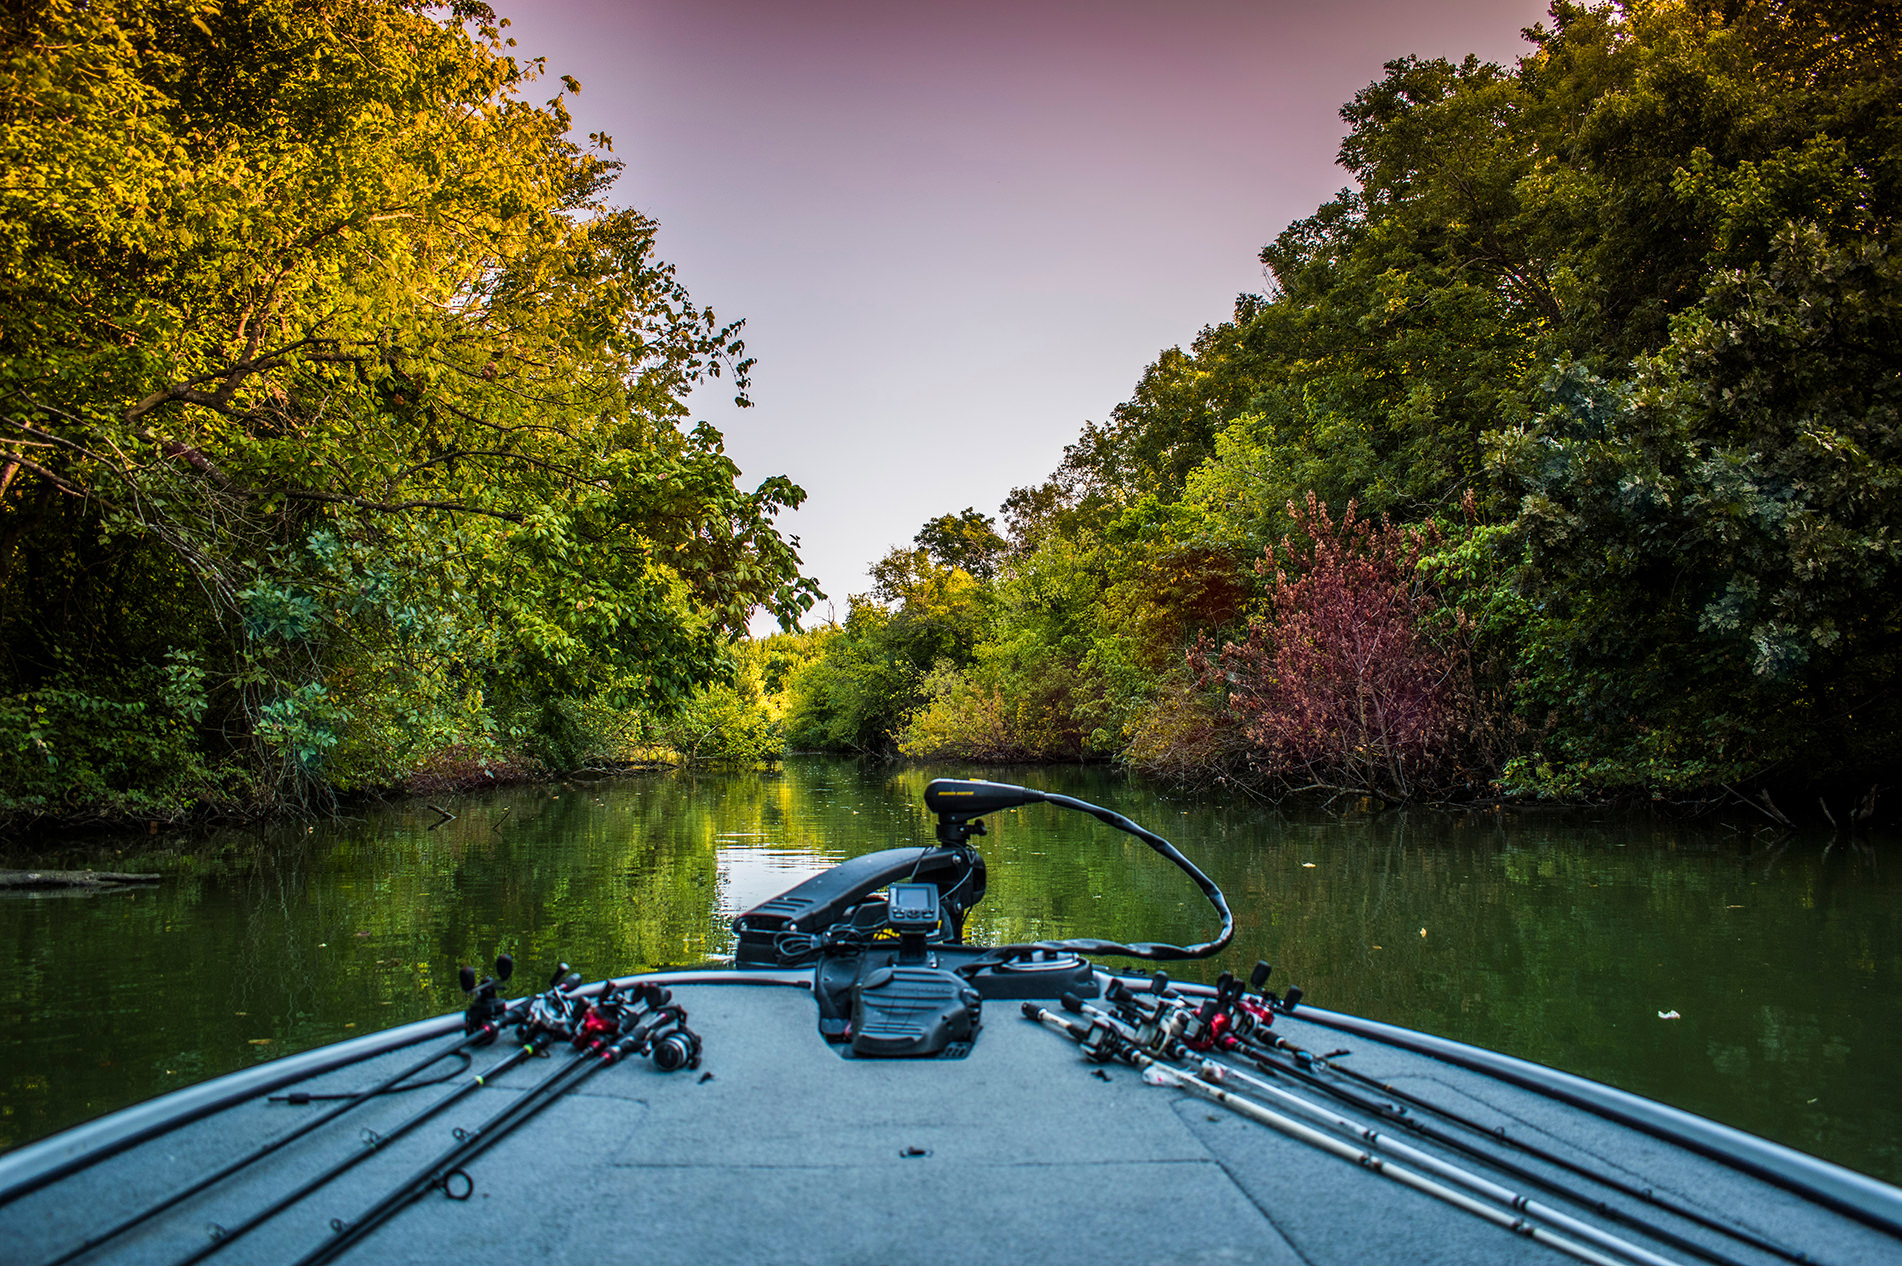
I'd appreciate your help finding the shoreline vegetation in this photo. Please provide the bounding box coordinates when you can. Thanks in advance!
[4,2,1899,836]
[756,3,1900,832]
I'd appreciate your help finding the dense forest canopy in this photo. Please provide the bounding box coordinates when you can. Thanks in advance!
[0,0,817,820]
[4,0,1895,822]
[778,0,1900,814]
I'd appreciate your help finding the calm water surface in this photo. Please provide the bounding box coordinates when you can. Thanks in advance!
[3,758,1897,1184]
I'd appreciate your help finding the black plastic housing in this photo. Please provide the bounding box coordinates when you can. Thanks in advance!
[813,945,1098,1047]
[848,966,981,1058]
[731,847,982,967]
[923,779,1044,819]
[958,949,1097,1000]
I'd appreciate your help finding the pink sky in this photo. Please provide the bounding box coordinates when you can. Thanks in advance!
[499,0,1555,629]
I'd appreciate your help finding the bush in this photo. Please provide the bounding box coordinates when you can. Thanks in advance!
[897,662,1087,762]
[780,603,925,752]
[0,652,239,825]
[1197,495,1470,799]
[1123,674,1247,787]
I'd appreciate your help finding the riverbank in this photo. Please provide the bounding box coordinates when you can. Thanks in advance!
[0,743,698,846]
[4,742,1892,846]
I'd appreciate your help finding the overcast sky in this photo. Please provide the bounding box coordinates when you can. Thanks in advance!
[500,0,1554,632]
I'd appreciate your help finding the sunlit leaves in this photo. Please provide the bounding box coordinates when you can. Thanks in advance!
[0,0,816,806]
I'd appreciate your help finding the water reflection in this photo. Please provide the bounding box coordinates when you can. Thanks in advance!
[0,759,1896,1188]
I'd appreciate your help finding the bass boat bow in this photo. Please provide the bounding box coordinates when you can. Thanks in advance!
[2,779,1898,1265]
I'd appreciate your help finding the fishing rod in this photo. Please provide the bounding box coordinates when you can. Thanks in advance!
[1181,1051,1692,1266]
[1179,969,1807,1266]
[1245,1046,1788,1266]
[1024,1001,1644,1266]
[294,990,702,1266]
[160,962,594,1266]
[1073,974,1807,1266]
[1046,993,1703,1266]
[1222,1035,1803,1266]
[0,978,521,1215]
[31,956,523,1266]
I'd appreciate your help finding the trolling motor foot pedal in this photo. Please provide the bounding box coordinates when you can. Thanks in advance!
[846,965,982,1059]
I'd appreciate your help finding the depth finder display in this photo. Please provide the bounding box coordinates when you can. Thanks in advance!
[887,883,939,930]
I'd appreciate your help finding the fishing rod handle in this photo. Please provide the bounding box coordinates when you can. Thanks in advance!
[1020,1002,1089,1042]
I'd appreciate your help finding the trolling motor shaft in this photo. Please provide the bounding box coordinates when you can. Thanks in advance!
[923,778,1234,962]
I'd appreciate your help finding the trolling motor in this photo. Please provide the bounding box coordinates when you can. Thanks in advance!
[730,777,1237,1060]
[923,778,1234,962]
[731,846,986,967]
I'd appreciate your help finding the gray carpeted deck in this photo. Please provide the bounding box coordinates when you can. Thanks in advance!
[2,977,1898,1266]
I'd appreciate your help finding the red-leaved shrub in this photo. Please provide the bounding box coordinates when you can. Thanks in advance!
[1194,495,1464,799]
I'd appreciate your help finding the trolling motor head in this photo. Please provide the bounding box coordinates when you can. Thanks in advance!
[924,779,1047,847]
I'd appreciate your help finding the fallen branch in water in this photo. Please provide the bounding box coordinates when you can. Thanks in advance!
[0,870,162,889]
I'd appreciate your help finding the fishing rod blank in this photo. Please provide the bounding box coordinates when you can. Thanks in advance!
[35,1003,516,1266]
[1223,1031,1807,1266]
[1186,1056,1690,1266]
[1024,1004,1638,1266]
[1225,1043,1763,1266]
[163,962,589,1266]
[296,1004,697,1266]
[162,1032,560,1266]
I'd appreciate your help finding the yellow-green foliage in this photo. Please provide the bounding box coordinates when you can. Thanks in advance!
[0,0,816,817]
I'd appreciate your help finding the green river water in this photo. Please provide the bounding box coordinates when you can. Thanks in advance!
[2,758,1897,1185]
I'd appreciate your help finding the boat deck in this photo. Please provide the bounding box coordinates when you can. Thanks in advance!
[3,973,1899,1266]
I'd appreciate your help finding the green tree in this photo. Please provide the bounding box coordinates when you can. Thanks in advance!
[937,0,1902,798]
[914,507,1007,579]
[0,0,816,810]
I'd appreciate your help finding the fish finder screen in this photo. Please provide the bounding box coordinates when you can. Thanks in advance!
[887,883,939,930]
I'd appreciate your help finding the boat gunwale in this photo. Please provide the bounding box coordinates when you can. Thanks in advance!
[1112,974,1902,1240]
[5,963,1898,1248]
[0,968,808,1205]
